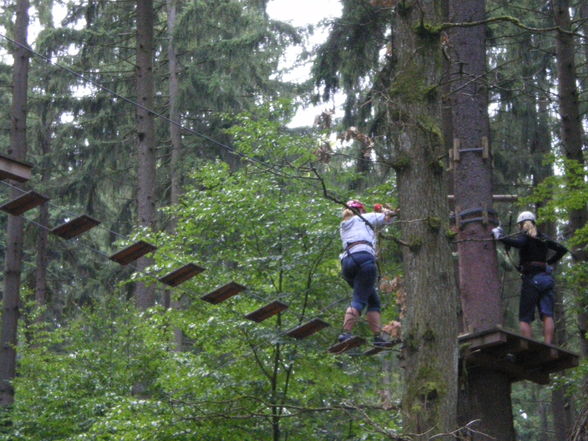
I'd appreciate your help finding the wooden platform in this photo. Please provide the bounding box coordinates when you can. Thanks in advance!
[245,301,288,322]
[51,215,101,239]
[201,282,246,304]
[285,318,330,339]
[459,327,579,385]
[110,241,157,265]
[0,153,32,182]
[0,191,48,215]
[159,263,205,287]
[328,336,365,354]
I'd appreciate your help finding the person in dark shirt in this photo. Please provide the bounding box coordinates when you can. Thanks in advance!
[492,211,568,344]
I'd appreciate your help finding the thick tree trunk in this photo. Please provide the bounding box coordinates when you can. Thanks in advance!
[448,1,515,439]
[0,0,30,407]
[391,2,459,438]
[135,0,157,309]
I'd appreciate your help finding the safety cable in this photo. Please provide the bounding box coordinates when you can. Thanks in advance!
[0,32,318,183]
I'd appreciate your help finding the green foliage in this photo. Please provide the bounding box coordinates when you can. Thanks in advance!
[3,104,404,440]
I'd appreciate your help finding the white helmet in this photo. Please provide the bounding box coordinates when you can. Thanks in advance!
[517,211,536,224]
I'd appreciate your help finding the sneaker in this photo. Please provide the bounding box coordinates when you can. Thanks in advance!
[338,332,354,343]
[373,334,394,348]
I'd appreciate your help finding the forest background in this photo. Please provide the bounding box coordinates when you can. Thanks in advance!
[0,0,586,440]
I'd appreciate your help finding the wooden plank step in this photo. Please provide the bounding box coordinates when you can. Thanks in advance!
[245,301,288,322]
[285,318,329,340]
[109,240,158,265]
[0,153,32,182]
[51,215,101,239]
[201,281,246,304]
[159,263,205,287]
[328,335,365,354]
[0,191,48,215]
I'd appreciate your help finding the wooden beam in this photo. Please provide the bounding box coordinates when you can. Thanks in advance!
[245,301,288,323]
[465,351,550,385]
[0,153,32,182]
[109,240,157,265]
[51,215,101,239]
[0,191,48,215]
[201,282,246,305]
[285,318,329,340]
[448,194,518,203]
[158,263,205,287]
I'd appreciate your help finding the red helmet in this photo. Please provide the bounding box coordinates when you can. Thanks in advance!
[346,200,365,213]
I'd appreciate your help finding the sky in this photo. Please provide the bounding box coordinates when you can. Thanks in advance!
[266,0,343,127]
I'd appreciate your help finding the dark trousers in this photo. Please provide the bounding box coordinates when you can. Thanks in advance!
[341,252,381,313]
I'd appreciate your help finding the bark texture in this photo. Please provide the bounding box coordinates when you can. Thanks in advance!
[391,2,459,437]
[448,1,515,439]
[135,0,157,309]
[0,0,30,407]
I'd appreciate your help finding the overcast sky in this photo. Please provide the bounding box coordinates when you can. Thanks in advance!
[267,0,343,126]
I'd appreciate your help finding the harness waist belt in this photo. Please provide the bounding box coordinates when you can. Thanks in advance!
[521,261,547,273]
[346,240,373,250]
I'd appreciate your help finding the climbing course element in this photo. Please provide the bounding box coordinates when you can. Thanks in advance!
[0,191,48,215]
[245,301,289,323]
[328,335,365,354]
[201,281,246,304]
[51,215,101,239]
[0,153,32,182]
[159,263,205,287]
[459,327,579,385]
[285,318,330,339]
[109,240,158,265]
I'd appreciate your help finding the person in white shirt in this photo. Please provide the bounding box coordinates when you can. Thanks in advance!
[338,200,397,346]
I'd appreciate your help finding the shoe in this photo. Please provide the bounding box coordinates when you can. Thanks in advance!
[373,334,394,348]
[338,332,354,343]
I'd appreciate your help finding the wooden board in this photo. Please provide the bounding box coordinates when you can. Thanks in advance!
[0,153,32,182]
[328,336,365,354]
[285,318,330,339]
[51,215,101,239]
[110,241,157,265]
[201,282,246,304]
[245,301,288,322]
[159,263,205,287]
[0,191,48,215]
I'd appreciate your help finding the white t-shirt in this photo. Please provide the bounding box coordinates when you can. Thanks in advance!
[339,212,392,259]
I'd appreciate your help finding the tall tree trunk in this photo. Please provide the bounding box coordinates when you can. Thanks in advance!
[0,0,30,407]
[391,2,459,437]
[167,0,185,349]
[448,1,515,439]
[551,1,588,433]
[530,56,577,441]
[135,0,157,309]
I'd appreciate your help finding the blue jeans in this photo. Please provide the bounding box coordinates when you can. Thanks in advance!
[519,272,555,323]
[341,252,381,313]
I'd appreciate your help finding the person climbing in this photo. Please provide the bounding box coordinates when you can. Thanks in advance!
[338,200,398,347]
[492,211,568,344]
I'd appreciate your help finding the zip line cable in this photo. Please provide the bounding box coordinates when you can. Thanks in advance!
[0,32,318,183]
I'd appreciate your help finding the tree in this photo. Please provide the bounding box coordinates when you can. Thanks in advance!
[447,1,516,439]
[388,2,459,437]
[0,0,30,407]
[134,0,157,309]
